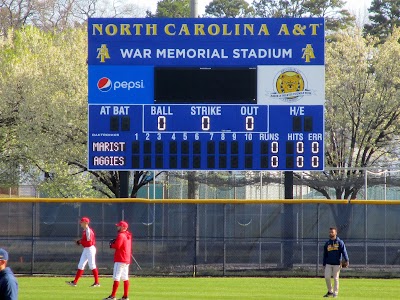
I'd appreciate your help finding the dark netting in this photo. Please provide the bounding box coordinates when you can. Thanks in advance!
[1,168,400,277]
[1,200,400,278]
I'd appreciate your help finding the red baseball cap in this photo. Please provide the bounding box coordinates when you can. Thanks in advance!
[80,217,90,223]
[116,221,128,228]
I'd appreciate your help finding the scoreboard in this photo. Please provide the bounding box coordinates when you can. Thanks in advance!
[88,18,325,171]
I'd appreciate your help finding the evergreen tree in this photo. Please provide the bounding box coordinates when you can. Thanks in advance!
[364,0,400,43]
[146,0,190,18]
[252,0,354,32]
[204,0,254,18]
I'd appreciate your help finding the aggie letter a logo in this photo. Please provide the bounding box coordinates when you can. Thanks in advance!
[97,77,112,92]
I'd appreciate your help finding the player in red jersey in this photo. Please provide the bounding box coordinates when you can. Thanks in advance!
[66,217,100,287]
[103,221,132,300]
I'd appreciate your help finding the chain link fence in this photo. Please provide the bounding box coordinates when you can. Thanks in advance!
[1,169,400,277]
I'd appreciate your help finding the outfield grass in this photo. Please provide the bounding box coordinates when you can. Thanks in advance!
[18,276,398,299]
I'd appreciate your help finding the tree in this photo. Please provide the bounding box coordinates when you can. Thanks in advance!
[252,0,306,17]
[364,0,400,43]
[0,0,33,36]
[0,26,96,197]
[0,26,161,198]
[0,0,145,36]
[0,45,20,187]
[146,0,190,18]
[204,0,254,18]
[326,28,400,197]
[298,28,400,235]
[66,166,163,198]
[0,117,19,187]
[251,0,355,32]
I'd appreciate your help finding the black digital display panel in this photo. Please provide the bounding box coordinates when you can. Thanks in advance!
[154,67,257,104]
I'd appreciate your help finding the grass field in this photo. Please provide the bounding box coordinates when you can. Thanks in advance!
[18,276,398,299]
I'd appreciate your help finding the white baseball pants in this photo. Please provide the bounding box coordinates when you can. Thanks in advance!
[78,245,97,270]
[113,262,130,281]
[324,264,341,295]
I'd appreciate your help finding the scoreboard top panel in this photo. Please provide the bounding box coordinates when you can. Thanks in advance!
[88,18,325,66]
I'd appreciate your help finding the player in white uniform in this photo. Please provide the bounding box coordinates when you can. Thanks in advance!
[66,217,100,287]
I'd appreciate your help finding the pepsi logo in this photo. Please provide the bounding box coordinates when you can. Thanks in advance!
[97,77,112,92]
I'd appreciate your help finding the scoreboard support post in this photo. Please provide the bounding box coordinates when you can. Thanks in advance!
[283,171,294,268]
[284,171,294,199]
[119,171,129,198]
[119,171,129,221]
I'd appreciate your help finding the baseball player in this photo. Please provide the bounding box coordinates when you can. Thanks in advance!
[103,221,132,300]
[323,227,349,298]
[66,217,100,287]
[0,248,18,300]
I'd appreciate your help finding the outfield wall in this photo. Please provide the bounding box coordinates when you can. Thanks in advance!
[0,198,399,278]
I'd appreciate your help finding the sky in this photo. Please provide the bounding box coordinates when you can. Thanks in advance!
[133,0,373,16]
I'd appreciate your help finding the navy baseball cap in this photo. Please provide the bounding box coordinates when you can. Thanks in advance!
[0,248,9,261]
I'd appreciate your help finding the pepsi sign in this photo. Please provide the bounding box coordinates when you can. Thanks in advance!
[97,77,145,92]
[89,65,153,104]
[97,77,112,92]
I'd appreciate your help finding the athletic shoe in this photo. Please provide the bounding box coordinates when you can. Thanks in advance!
[65,281,77,287]
[90,283,100,287]
[333,295,338,298]
[103,296,116,300]
[117,297,129,300]
[323,292,333,297]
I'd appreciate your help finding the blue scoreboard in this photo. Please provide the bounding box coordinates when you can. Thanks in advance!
[88,18,325,171]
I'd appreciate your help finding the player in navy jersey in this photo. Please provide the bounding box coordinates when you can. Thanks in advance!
[323,227,349,298]
[0,248,18,300]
